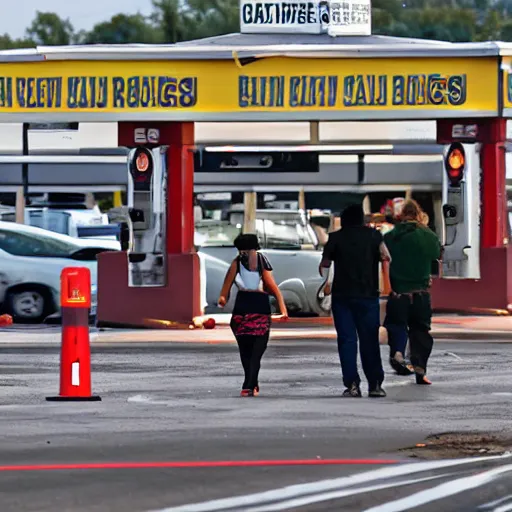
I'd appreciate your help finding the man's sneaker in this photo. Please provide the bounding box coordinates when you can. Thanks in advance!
[369,385,387,398]
[342,383,362,398]
[253,386,260,397]
[240,389,253,397]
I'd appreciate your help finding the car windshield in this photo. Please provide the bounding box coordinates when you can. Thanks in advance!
[256,212,317,249]
[0,210,71,236]
[28,210,71,235]
[195,221,241,247]
[0,228,80,258]
[195,211,317,249]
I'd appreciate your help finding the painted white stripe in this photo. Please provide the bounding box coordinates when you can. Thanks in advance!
[479,494,512,509]
[494,504,512,512]
[153,455,511,512]
[246,474,454,512]
[444,352,463,361]
[363,463,512,512]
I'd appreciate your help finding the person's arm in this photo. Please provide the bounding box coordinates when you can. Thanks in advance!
[379,235,393,296]
[218,259,237,307]
[323,263,334,295]
[424,229,442,262]
[381,257,392,296]
[258,253,288,318]
[262,269,288,317]
[319,233,336,275]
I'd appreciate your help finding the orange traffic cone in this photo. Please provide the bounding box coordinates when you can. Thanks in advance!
[46,268,101,402]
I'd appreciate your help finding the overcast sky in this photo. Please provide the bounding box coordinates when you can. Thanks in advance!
[3,0,155,39]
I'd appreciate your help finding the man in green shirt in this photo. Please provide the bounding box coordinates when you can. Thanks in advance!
[384,200,441,385]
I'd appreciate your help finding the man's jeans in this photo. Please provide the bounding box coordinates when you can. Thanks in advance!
[331,297,385,390]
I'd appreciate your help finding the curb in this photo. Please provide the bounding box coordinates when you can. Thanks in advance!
[433,330,512,340]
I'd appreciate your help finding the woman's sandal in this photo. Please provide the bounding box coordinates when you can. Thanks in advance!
[414,368,432,385]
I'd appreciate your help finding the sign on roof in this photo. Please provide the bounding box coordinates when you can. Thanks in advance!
[240,0,371,35]
[328,0,371,36]
[240,1,327,34]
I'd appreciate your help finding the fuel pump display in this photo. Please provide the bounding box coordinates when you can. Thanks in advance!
[441,142,480,279]
[127,146,168,287]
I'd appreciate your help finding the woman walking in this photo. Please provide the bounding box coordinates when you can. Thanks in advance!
[218,234,288,397]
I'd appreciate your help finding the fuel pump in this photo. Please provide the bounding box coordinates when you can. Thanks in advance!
[441,142,480,279]
[126,146,167,287]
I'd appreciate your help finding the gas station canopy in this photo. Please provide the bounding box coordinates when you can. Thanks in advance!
[1,35,512,123]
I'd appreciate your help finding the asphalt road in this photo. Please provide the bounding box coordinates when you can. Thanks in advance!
[0,336,511,511]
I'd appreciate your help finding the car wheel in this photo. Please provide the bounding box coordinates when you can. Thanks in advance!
[6,288,52,324]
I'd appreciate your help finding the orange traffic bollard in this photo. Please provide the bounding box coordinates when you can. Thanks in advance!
[46,268,101,402]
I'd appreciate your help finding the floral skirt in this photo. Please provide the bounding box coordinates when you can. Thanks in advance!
[230,291,271,337]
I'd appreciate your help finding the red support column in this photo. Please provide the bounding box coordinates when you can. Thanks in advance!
[480,119,507,248]
[166,123,195,255]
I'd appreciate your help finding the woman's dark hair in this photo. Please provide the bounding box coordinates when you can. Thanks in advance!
[234,233,260,251]
[340,204,365,227]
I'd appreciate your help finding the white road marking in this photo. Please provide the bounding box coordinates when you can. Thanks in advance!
[479,494,512,509]
[152,455,512,512]
[363,463,512,512]
[127,395,169,405]
[494,505,512,512]
[246,474,453,512]
[383,381,411,388]
[444,352,463,361]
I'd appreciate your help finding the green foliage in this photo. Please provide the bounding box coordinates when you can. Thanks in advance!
[2,0,512,49]
[82,14,160,44]
[26,11,74,46]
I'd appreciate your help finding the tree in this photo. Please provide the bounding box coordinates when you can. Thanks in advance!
[83,14,159,44]
[26,11,74,46]
[0,34,35,50]
[477,9,502,41]
[152,0,193,43]
[186,0,239,39]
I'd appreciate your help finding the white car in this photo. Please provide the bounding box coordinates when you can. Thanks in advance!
[0,221,119,323]
[0,206,120,242]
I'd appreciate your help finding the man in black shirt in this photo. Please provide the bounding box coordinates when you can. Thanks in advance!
[320,204,389,398]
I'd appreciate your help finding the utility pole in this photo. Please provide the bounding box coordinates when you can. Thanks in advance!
[15,123,29,224]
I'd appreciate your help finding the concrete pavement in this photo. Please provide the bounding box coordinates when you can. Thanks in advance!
[1,312,511,346]
[0,334,512,511]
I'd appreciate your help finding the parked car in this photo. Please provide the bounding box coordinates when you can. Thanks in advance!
[196,211,327,316]
[0,221,118,323]
[0,207,120,243]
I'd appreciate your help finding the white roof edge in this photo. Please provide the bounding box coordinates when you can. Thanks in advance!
[0,41,504,61]
[495,42,512,56]
[0,48,44,62]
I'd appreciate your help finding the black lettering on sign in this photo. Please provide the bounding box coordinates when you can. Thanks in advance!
[242,2,318,24]
[238,72,468,109]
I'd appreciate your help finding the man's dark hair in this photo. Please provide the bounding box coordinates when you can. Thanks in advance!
[340,204,364,227]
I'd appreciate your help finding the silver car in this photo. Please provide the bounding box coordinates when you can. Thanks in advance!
[196,211,327,316]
